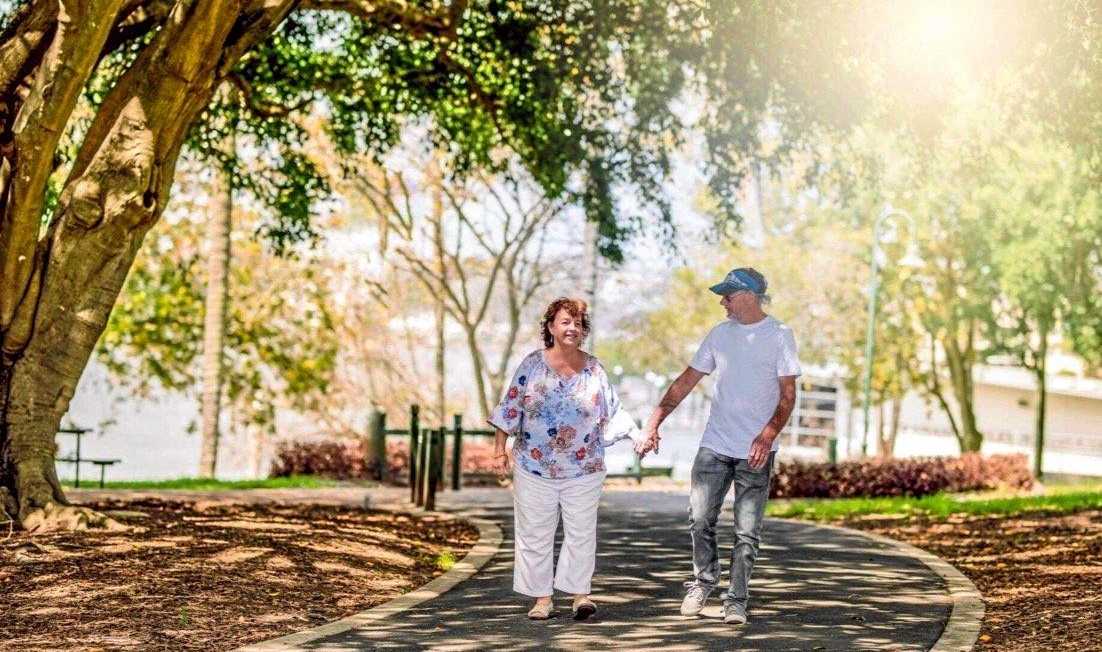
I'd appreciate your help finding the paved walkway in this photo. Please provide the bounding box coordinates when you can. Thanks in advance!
[301,488,953,651]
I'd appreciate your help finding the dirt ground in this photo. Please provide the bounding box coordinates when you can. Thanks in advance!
[0,498,478,651]
[850,509,1102,652]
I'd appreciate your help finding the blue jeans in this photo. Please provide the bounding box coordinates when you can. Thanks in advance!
[688,446,775,606]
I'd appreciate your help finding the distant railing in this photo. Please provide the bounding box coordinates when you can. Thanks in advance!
[370,405,675,509]
[369,406,495,510]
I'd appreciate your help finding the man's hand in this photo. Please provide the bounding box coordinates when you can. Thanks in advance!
[637,428,661,456]
[634,430,659,457]
[642,367,704,457]
[493,451,510,478]
[747,432,774,469]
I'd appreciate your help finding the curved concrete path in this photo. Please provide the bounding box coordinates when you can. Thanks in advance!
[287,488,956,651]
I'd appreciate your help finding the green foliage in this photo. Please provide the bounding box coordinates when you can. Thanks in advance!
[98,261,206,390]
[172,2,928,261]
[96,173,338,430]
[979,137,1102,370]
[769,489,1102,522]
[604,82,1102,453]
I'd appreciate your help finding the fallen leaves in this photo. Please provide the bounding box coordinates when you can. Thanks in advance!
[0,498,477,651]
[849,509,1102,651]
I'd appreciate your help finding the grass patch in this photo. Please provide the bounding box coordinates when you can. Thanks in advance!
[62,475,350,491]
[435,551,457,572]
[1042,479,1102,495]
[768,489,1102,522]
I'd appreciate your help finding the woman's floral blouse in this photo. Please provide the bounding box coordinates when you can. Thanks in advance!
[488,349,643,479]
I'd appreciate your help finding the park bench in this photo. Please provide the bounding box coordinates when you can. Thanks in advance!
[55,427,122,488]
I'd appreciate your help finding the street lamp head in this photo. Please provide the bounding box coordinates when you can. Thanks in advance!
[899,246,925,269]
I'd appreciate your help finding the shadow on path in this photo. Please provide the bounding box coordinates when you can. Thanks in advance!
[306,490,949,651]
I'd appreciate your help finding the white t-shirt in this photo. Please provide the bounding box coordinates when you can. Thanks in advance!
[689,316,802,459]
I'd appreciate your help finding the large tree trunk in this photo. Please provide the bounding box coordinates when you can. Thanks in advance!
[198,155,233,478]
[0,0,294,531]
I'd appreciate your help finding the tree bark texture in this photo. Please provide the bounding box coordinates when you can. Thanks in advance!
[0,0,295,530]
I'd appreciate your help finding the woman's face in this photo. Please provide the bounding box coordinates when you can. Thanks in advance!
[549,308,585,348]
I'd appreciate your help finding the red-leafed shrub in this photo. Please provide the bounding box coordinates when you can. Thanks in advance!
[769,453,1033,499]
[270,437,499,483]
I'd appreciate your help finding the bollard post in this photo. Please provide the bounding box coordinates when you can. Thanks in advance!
[369,410,387,482]
[418,425,433,507]
[434,427,445,490]
[451,414,463,491]
[409,404,420,503]
[425,430,440,511]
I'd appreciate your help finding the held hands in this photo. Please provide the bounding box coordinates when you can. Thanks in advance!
[635,428,661,458]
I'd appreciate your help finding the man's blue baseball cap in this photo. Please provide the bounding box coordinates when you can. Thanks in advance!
[709,268,767,296]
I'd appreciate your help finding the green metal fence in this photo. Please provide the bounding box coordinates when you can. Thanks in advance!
[371,404,672,509]
[371,405,495,509]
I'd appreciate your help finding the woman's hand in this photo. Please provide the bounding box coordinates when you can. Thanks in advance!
[493,451,511,478]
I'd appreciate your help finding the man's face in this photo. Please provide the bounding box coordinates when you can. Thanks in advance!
[719,290,755,319]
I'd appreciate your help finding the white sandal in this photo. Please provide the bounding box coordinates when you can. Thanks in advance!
[572,595,597,620]
[527,600,554,620]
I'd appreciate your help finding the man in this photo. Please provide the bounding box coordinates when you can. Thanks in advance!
[641,267,800,625]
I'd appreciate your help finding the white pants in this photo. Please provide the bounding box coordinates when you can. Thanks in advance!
[512,467,605,597]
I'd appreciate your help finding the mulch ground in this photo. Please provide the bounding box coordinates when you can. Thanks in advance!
[847,509,1102,652]
[0,498,478,651]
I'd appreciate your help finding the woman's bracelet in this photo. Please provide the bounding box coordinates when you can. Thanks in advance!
[494,452,508,458]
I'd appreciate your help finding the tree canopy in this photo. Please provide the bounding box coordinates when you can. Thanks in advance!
[4,0,1102,530]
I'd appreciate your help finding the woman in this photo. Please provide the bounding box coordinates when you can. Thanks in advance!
[488,297,645,621]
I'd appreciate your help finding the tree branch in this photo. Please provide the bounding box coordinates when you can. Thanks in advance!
[0,0,57,100]
[396,246,465,320]
[297,0,455,39]
[2,0,128,343]
[228,70,313,119]
[98,0,174,63]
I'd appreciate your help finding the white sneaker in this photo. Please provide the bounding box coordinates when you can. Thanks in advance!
[680,581,714,616]
[723,601,748,625]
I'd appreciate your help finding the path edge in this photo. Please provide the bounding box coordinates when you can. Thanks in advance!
[774,517,984,652]
[232,503,503,651]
